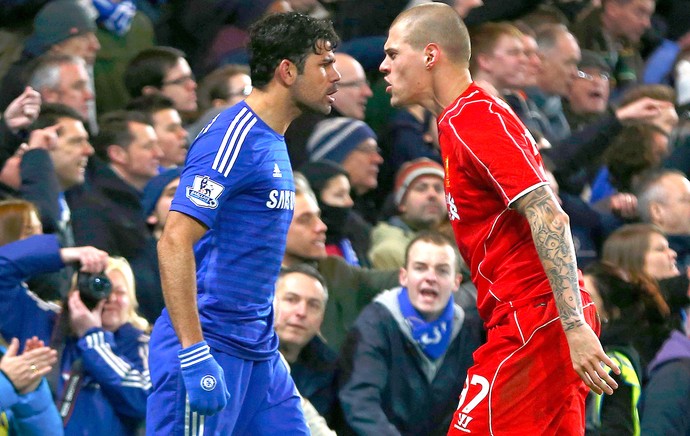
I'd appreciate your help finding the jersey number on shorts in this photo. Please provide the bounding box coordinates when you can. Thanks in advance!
[454,374,489,431]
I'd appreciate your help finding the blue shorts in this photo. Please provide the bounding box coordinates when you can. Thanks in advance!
[146,316,308,435]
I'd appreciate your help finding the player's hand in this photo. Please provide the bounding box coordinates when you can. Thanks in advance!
[565,323,620,395]
[178,341,230,415]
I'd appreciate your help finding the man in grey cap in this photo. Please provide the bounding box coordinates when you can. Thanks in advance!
[0,0,100,129]
[563,49,613,132]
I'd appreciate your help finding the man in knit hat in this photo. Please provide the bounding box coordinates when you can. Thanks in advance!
[0,0,100,118]
[307,117,383,225]
[369,158,448,269]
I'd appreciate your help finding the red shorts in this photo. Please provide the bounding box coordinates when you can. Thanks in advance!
[448,291,599,435]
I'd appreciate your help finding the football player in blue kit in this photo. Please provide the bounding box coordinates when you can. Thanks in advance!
[146,12,341,435]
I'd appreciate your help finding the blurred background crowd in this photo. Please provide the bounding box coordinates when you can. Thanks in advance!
[1,0,690,434]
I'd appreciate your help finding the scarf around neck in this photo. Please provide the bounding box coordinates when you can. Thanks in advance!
[397,287,454,360]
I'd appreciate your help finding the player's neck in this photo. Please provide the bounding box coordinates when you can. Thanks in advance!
[431,67,472,115]
[244,90,300,135]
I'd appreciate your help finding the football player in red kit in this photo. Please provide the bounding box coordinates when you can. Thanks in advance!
[379,3,620,435]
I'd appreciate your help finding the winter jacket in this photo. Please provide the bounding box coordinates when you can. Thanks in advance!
[338,287,483,435]
[640,330,690,436]
[0,235,151,435]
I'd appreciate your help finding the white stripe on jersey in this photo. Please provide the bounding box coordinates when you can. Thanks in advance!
[211,108,257,176]
[224,117,257,178]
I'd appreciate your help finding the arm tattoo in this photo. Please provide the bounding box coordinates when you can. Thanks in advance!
[516,186,584,331]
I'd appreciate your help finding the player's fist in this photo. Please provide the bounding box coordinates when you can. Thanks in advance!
[178,341,230,415]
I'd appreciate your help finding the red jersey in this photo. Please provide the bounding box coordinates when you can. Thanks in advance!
[438,83,551,323]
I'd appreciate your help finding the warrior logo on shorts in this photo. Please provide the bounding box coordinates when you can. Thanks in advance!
[200,375,217,391]
[186,175,224,209]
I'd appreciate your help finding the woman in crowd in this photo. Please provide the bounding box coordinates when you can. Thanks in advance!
[0,199,151,435]
[301,160,368,266]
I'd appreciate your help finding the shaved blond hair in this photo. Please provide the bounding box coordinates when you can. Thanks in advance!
[392,3,471,65]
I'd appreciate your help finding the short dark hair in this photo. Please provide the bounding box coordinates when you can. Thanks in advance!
[197,64,250,111]
[92,110,150,161]
[126,93,176,119]
[278,263,329,301]
[248,12,339,88]
[124,46,186,98]
[32,103,85,131]
[404,230,459,270]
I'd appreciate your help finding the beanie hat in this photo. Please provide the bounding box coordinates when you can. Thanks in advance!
[578,50,611,74]
[307,117,377,164]
[24,0,97,57]
[142,168,182,217]
[300,160,349,199]
[394,158,445,206]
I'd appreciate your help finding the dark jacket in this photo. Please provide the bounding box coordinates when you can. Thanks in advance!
[313,256,399,352]
[291,336,339,426]
[70,159,149,261]
[338,287,484,436]
[640,330,690,436]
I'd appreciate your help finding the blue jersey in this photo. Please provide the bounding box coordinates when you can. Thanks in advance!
[170,102,294,360]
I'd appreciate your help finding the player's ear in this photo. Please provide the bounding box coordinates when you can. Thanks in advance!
[107,144,128,165]
[424,43,441,69]
[277,59,297,85]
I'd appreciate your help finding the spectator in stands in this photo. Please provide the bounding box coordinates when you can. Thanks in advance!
[136,168,182,323]
[0,336,61,436]
[599,223,676,369]
[468,22,528,96]
[0,0,100,129]
[301,160,366,266]
[526,23,581,144]
[28,55,95,129]
[369,158,447,270]
[274,264,339,426]
[636,169,690,272]
[572,0,654,94]
[187,64,252,138]
[338,231,483,435]
[126,94,188,169]
[307,117,383,226]
[563,50,613,133]
[283,174,398,351]
[123,46,198,121]
[640,304,690,435]
[0,233,151,435]
[71,110,161,263]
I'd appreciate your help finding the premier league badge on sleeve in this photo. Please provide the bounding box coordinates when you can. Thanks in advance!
[186,175,224,209]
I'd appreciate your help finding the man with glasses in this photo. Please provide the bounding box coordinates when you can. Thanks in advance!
[124,46,198,121]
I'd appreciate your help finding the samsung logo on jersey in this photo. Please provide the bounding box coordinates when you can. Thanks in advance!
[266,190,295,210]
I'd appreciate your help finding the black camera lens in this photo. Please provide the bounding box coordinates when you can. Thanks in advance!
[77,272,113,310]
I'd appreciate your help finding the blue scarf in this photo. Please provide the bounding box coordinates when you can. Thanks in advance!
[397,287,454,360]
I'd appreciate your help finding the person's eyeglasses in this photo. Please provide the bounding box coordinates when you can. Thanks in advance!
[227,85,253,98]
[576,70,610,82]
[162,74,196,87]
[338,79,370,89]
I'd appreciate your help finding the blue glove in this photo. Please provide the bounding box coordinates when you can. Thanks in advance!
[178,341,230,415]
[92,0,136,36]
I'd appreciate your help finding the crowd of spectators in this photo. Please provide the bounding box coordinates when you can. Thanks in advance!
[1,0,690,434]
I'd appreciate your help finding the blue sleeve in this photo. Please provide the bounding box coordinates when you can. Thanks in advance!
[0,235,64,288]
[77,328,151,419]
[0,370,21,411]
[643,39,680,85]
[170,107,258,228]
[0,235,63,345]
[8,379,63,436]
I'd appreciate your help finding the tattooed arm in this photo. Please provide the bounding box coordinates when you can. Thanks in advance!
[514,185,620,395]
